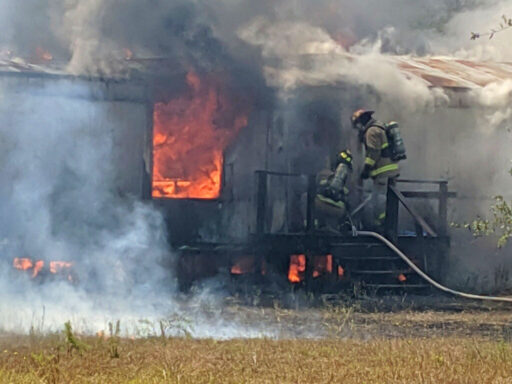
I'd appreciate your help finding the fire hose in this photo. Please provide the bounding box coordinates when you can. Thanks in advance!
[356,230,512,303]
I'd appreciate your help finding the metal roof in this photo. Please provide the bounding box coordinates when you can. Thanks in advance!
[0,57,66,76]
[391,56,512,89]
[1,55,512,90]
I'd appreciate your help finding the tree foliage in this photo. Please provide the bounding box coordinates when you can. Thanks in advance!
[466,195,512,248]
[471,15,512,40]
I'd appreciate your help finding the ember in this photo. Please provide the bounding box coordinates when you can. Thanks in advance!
[288,254,306,283]
[398,273,407,283]
[152,71,248,199]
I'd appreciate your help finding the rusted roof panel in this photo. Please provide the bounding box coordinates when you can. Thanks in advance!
[392,56,512,89]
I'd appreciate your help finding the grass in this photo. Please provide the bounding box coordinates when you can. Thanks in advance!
[2,334,512,383]
[2,300,512,383]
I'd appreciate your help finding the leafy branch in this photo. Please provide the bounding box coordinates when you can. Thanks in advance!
[471,14,512,40]
[464,195,512,248]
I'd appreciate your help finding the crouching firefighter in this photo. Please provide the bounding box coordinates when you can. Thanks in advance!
[315,149,353,232]
[351,109,407,230]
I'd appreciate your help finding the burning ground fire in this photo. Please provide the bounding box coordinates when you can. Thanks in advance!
[13,258,73,281]
[231,254,342,283]
[152,71,249,199]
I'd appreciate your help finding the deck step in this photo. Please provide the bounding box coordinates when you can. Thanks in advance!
[337,256,402,261]
[350,270,412,275]
[364,283,431,289]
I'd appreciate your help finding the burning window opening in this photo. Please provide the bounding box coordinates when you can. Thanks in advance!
[152,71,248,200]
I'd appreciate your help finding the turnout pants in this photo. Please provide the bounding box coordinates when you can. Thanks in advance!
[371,176,395,229]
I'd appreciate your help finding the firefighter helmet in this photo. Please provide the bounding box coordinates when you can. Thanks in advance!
[351,109,374,130]
[335,149,353,170]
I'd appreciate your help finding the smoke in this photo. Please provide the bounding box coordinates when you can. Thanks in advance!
[237,18,449,110]
[0,80,278,339]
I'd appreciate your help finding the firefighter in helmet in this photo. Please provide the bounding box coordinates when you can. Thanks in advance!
[315,149,353,232]
[351,109,406,229]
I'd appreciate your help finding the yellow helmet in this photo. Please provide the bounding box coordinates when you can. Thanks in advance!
[335,149,353,169]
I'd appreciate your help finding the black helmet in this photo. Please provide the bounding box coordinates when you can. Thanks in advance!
[334,149,353,170]
[351,109,374,130]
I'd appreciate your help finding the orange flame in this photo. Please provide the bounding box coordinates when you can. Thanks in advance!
[338,265,345,278]
[398,273,407,283]
[152,71,248,199]
[12,258,73,279]
[288,254,306,283]
[230,256,255,275]
[49,261,73,274]
[312,254,333,278]
[32,261,44,278]
[13,258,33,270]
[123,48,134,60]
[35,46,53,62]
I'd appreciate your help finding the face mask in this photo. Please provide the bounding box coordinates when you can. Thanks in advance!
[353,121,364,131]
[358,128,365,143]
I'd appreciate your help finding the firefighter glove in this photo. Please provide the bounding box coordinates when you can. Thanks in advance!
[360,164,372,180]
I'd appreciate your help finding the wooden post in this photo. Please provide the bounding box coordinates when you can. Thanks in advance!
[385,178,399,243]
[438,181,448,237]
[142,99,154,200]
[256,171,268,236]
[306,174,316,233]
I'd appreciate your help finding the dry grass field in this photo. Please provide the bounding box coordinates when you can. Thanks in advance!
[2,300,512,383]
[2,334,512,383]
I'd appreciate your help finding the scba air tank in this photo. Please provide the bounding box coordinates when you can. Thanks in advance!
[386,121,407,161]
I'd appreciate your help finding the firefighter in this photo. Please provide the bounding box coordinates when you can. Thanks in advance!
[351,109,406,229]
[315,149,353,232]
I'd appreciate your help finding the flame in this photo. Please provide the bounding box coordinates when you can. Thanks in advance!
[35,46,53,62]
[49,261,73,274]
[230,256,255,275]
[312,254,333,278]
[288,254,306,283]
[13,258,33,270]
[398,273,407,283]
[152,71,248,199]
[32,261,44,278]
[338,265,345,278]
[12,258,73,279]
[124,48,134,60]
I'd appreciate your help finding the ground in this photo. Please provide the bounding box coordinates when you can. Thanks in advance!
[2,295,512,383]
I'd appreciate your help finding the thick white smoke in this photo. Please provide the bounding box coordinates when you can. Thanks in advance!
[0,81,277,338]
